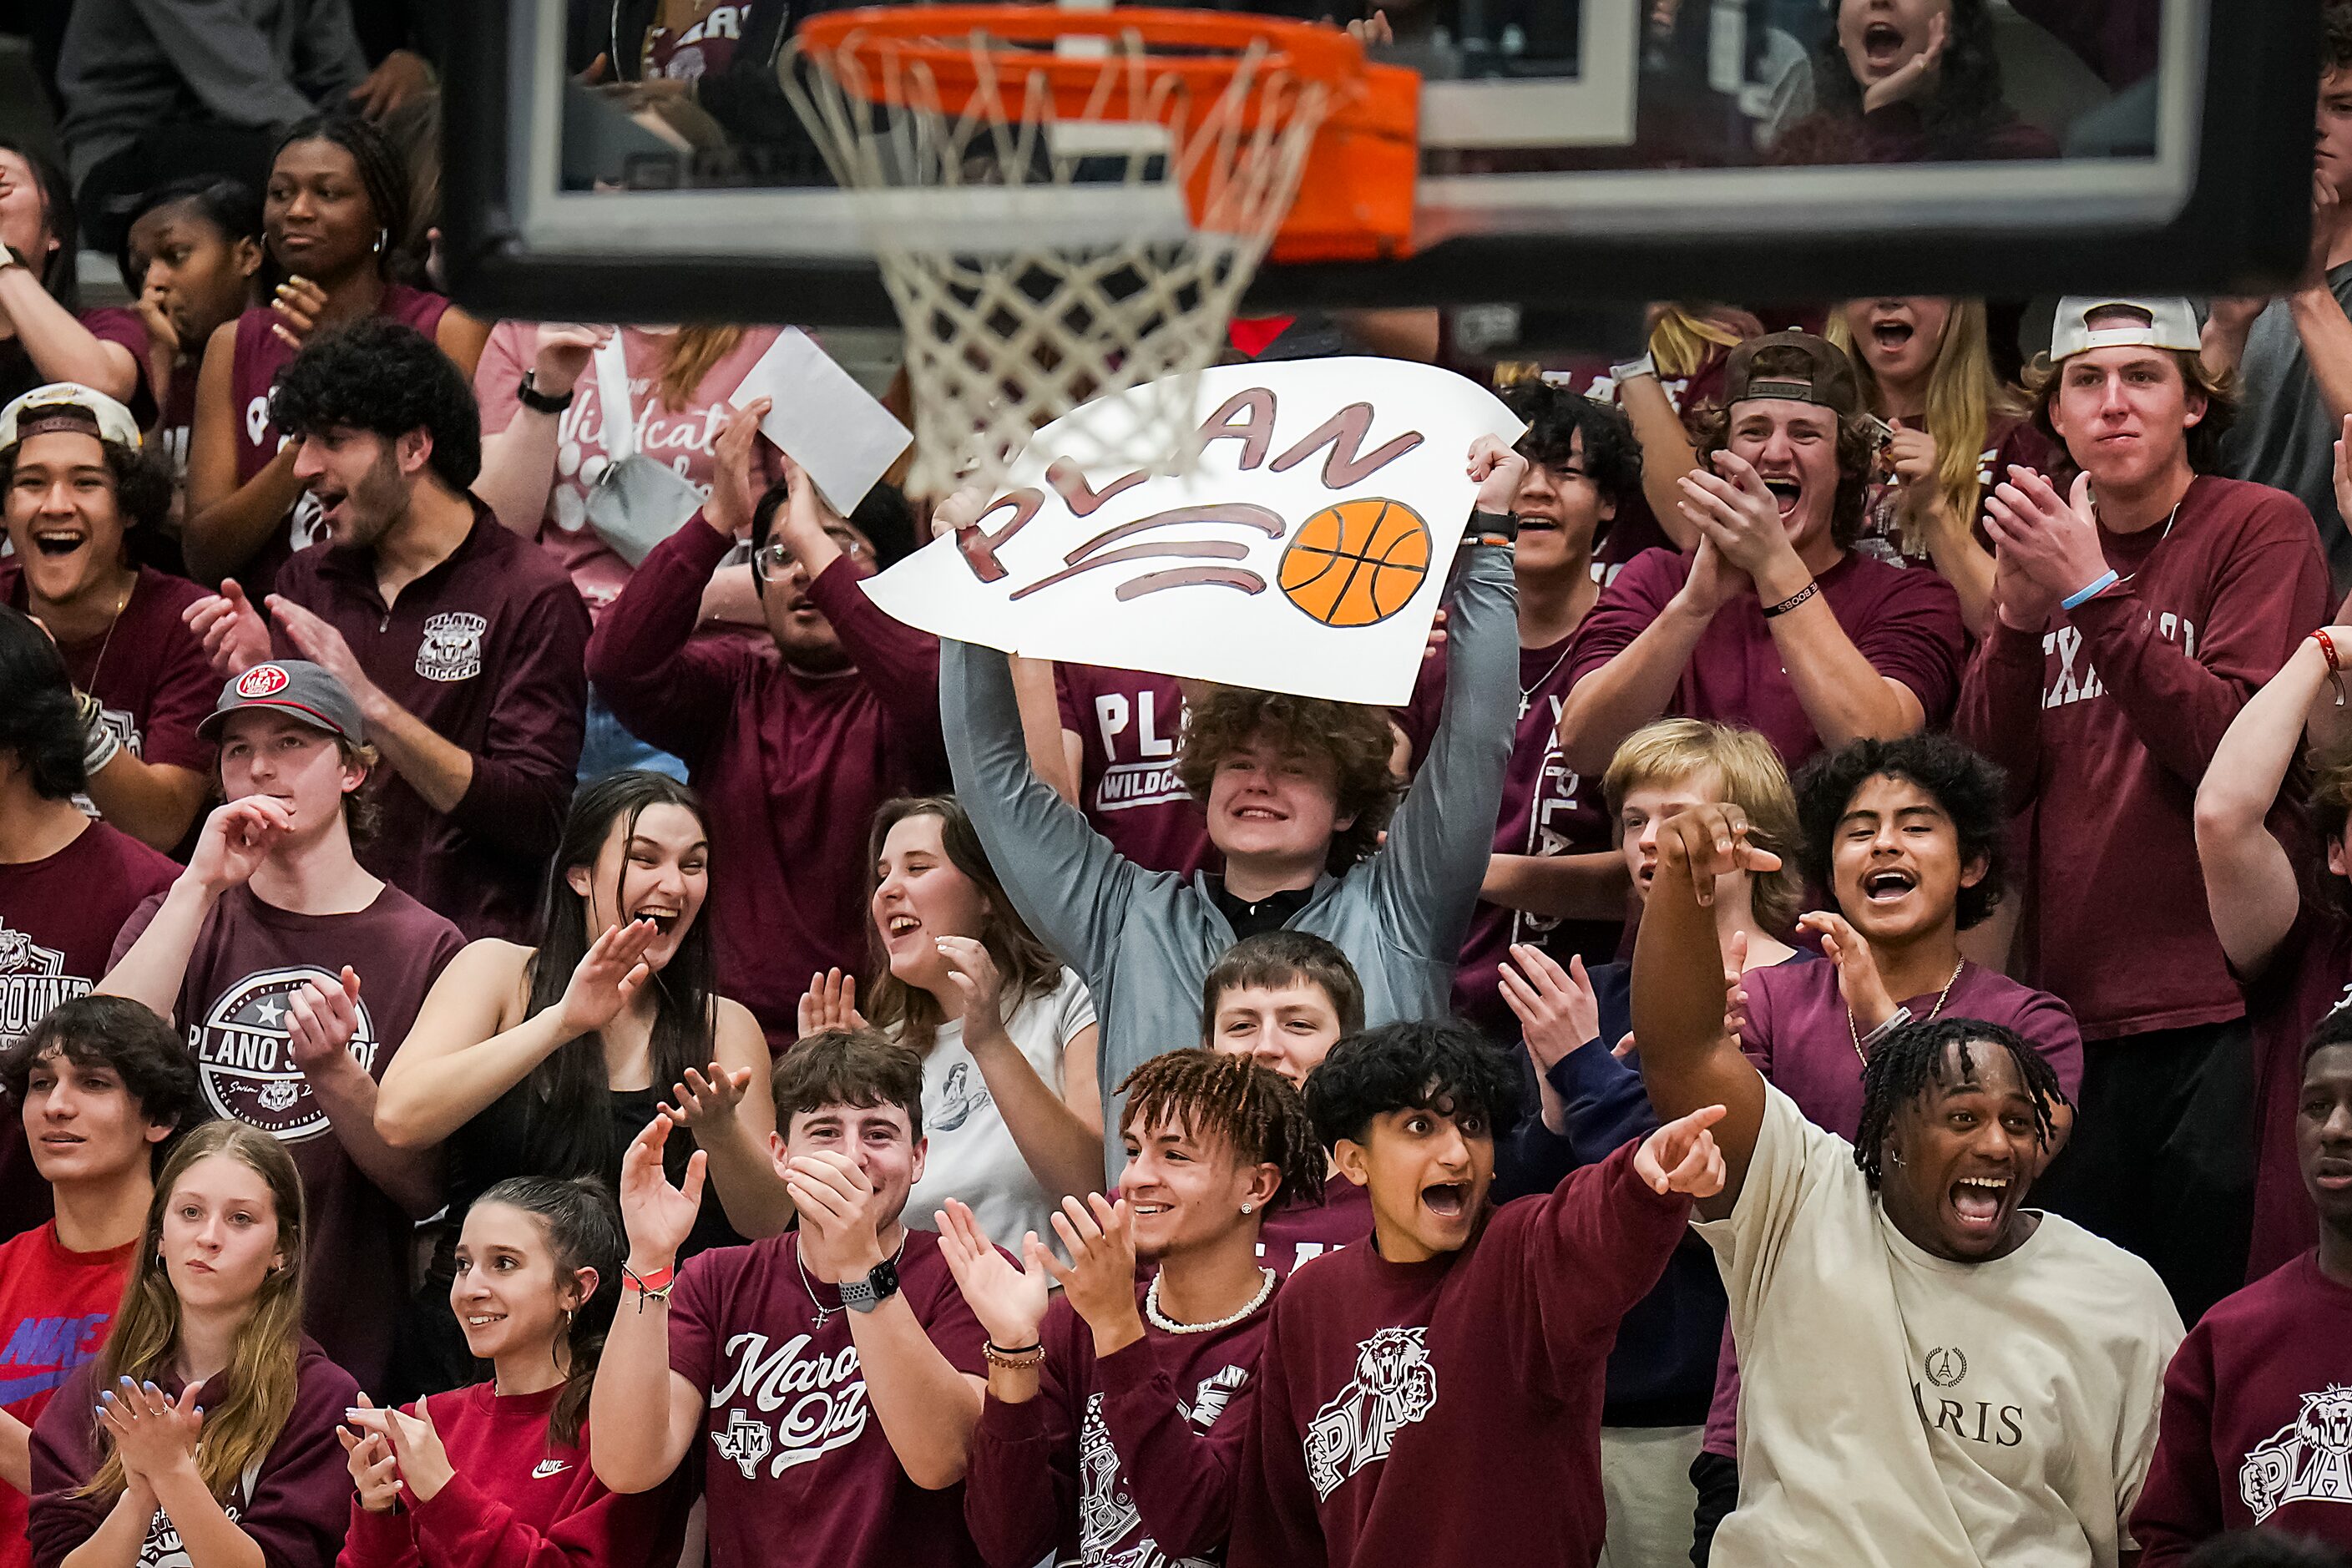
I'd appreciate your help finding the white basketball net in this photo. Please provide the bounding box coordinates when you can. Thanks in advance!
[783,24,1330,497]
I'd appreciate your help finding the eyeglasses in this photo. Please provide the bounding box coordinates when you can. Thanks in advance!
[751,530,869,582]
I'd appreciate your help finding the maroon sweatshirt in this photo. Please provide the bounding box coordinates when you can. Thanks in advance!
[1254,1176,1373,1281]
[965,1284,1268,1568]
[1231,1141,1689,1568]
[29,1338,360,1568]
[1956,475,2330,1039]
[271,498,590,942]
[338,1380,691,1568]
[584,517,947,1050]
[2238,905,2352,1282]
[2132,1252,2352,1561]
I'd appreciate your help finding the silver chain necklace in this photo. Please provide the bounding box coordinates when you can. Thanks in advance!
[1144,1267,1275,1335]
[797,1232,906,1330]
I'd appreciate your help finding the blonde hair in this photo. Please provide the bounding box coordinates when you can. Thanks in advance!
[656,326,746,412]
[80,1122,307,1505]
[1601,718,1803,932]
[1650,306,1748,382]
[1825,300,2023,557]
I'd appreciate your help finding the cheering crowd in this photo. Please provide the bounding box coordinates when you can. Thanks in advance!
[7,2,2352,1568]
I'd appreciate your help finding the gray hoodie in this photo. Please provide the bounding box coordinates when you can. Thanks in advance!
[57,0,368,189]
[941,540,1517,1180]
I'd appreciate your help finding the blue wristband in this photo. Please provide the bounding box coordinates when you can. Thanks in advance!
[2060,569,2119,611]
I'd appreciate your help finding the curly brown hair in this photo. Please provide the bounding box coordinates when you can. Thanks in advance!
[1695,345,1879,550]
[1175,689,1399,874]
[2328,0,2352,74]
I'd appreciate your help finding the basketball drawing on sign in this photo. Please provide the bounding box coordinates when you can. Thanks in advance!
[1277,499,1431,627]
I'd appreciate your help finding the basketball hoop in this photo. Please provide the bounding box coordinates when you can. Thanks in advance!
[781,6,1417,497]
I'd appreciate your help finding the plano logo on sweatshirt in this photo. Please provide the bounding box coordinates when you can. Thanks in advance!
[191,966,380,1140]
[2241,1383,2352,1522]
[1304,1327,1438,1501]
[1077,1369,1246,1568]
[416,613,488,683]
[707,1331,870,1478]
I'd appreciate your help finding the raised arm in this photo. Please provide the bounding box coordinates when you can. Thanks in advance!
[184,324,305,586]
[655,1001,793,1239]
[2194,630,2340,975]
[1615,366,1703,550]
[1367,441,1524,959]
[472,326,606,539]
[1628,804,1773,1220]
[0,271,139,402]
[941,637,1149,984]
[375,923,658,1149]
[589,1120,709,1495]
[936,1201,1070,1568]
[98,799,292,1019]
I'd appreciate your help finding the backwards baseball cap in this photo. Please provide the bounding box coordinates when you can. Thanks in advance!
[2050,297,2201,362]
[197,660,365,745]
[1720,332,1864,420]
[0,382,142,456]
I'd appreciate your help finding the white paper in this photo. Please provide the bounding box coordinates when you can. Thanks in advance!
[727,329,913,513]
[861,358,1523,706]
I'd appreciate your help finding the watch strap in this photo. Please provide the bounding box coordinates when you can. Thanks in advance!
[1469,508,1518,545]
[517,371,576,415]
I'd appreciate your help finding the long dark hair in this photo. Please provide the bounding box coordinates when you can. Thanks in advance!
[0,137,78,307]
[863,796,1064,1055]
[516,771,718,1182]
[470,1176,623,1449]
[1813,0,2015,158]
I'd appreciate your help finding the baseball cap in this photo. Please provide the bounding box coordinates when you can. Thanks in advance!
[1720,332,1863,419]
[0,382,143,455]
[2049,297,2201,362]
[197,660,365,744]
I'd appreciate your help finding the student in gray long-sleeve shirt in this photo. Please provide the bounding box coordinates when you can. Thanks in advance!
[942,438,1525,1181]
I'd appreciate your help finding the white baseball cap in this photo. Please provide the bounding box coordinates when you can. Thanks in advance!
[2049,297,2201,362]
[0,382,143,454]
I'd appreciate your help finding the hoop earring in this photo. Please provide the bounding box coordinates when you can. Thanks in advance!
[372,228,387,255]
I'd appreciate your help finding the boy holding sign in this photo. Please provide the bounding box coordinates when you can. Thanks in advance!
[941,437,1525,1181]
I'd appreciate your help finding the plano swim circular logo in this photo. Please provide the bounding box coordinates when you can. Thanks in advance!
[193,966,377,1141]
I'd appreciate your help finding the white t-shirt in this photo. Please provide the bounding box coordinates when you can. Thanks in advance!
[1698,1083,2183,1568]
[903,968,1097,1252]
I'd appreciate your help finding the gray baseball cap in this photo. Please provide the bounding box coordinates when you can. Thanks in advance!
[197,660,365,744]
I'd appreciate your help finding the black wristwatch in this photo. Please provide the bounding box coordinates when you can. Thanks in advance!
[838,1257,900,1314]
[1469,508,1518,545]
[517,370,575,415]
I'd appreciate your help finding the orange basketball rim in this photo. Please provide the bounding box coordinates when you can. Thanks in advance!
[791,5,1421,264]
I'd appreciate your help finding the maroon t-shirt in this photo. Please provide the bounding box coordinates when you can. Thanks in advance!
[1851,415,2056,574]
[0,819,179,1239]
[1737,957,2086,1141]
[30,1339,358,1568]
[1451,631,1622,1040]
[1565,545,1968,768]
[3,564,215,776]
[1956,475,2331,1039]
[1053,662,1214,878]
[667,1227,989,1568]
[2132,1252,2352,1560]
[1232,1141,1689,1568]
[2238,906,2352,1282]
[1255,1174,1373,1281]
[227,285,453,602]
[272,500,591,942]
[111,882,466,1393]
[965,1283,1267,1568]
[586,519,946,1051]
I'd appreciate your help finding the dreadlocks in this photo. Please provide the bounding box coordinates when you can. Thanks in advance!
[1853,1016,2062,1190]
[1119,1049,1323,1212]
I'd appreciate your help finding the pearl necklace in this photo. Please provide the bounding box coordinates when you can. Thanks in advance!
[1144,1267,1275,1335]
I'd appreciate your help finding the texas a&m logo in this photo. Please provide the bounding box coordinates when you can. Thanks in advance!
[2042,612,2200,711]
[707,1330,870,1479]
[1304,1327,1438,1501]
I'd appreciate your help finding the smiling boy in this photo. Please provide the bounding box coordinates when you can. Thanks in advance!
[1555,331,1966,774]
[1232,1018,1718,1568]
[1631,799,2182,1568]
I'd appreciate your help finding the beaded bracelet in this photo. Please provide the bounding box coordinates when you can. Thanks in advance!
[984,1341,1045,1370]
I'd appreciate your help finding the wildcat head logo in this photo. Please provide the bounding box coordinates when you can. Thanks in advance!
[1303,1327,1438,1502]
[416,613,488,683]
[711,1409,770,1480]
[2241,1384,2352,1522]
[1925,1348,1968,1389]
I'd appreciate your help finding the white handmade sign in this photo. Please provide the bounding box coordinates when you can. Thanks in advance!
[862,358,1522,706]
